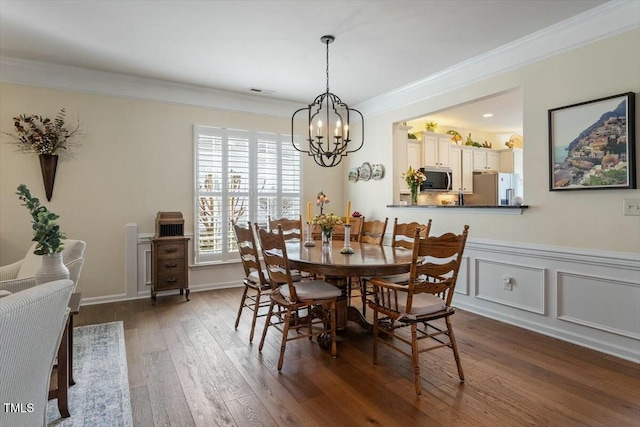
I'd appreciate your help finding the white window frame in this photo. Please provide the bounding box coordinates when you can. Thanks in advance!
[193,125,301,264]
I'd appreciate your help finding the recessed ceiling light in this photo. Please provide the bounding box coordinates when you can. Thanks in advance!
[482,113,493,118]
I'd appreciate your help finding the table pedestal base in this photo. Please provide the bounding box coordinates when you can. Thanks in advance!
[323,275,371,331]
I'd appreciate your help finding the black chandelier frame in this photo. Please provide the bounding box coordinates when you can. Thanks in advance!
[291,35,364,167]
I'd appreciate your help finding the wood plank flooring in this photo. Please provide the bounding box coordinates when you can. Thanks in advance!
[74,287,640,427]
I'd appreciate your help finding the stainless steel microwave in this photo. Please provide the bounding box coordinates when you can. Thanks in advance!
[419,167,453,191]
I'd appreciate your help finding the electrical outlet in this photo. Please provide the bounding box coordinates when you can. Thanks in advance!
[502,275,513,291]
[623,198,640,216]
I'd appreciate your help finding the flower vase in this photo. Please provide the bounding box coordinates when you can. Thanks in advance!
[39,154,59,202]
[34,252,70,286]
[322,230,333,247]
[410,185,419,205]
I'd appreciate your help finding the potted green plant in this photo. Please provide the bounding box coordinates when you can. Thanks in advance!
[16,184,69,284]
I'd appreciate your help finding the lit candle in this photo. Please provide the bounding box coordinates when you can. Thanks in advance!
[343,124,349,139]
[307,201,311,223]
[309,124,313,135]
[334,127,339,136]
[346,200,351,224]
[317,120,322,136]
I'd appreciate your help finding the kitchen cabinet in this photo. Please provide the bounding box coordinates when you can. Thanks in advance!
[450,146,474,193]
[472,148,500,172]
[499,147,523,174]
[407,138,421,170]
[422,133,451,167]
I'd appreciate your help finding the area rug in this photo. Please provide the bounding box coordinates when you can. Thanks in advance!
[47,321,133,427]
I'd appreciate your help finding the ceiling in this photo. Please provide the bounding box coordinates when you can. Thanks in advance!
[0,0,609,131]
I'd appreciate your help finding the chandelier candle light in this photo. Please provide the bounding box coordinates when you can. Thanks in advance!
[291,35,364,167]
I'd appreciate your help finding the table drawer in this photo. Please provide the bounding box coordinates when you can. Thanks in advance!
[155,273,185,290]
[156,258,185,274]
[155,241,186,259]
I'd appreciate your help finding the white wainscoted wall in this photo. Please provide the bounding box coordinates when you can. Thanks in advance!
[122,223,640,363]
[454,240,640,363]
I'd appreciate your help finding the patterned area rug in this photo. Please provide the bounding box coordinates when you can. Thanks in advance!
[47,321,133,427]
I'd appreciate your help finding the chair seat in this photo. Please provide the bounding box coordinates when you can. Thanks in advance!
[279,280,341,301]
[396,291,446,316]
[248,269,301,284]
[365,272,409,283]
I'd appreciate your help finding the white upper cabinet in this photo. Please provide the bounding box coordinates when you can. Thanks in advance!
[422,133,451,167]
[499,148,523,174]
[472,148,500,172]
[450,146,474,193]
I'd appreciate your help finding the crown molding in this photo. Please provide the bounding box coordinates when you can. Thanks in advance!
[0,57,301,118]
[355,0,640,117]
[1,1,637,118]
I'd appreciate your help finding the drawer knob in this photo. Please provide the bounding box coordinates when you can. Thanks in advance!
[166,278,178,283]
[165,263,177,268]
[165,248,178,253]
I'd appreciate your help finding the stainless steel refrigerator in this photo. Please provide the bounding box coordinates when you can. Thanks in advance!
[472,173,522,205]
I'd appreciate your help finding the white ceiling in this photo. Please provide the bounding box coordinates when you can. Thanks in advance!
[0,0,610,131]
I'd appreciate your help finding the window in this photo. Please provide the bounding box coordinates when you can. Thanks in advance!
[194,126,301,263]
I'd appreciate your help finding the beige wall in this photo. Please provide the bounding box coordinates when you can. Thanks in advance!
[0,86,343,298]
[344,29,640,253]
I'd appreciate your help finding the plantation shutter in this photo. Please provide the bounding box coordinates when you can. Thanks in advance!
[194,126,300,263]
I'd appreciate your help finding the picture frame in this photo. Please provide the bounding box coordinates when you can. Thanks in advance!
[548,92,636,191]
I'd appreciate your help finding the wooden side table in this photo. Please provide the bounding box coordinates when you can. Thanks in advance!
[49,292,81,418]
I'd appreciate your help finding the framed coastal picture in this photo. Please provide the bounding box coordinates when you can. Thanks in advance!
[548,92,636,191]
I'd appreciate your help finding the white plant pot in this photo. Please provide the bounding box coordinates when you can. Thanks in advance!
[35,252,70,286]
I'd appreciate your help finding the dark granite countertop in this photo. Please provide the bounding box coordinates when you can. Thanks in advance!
[387,204,528,209]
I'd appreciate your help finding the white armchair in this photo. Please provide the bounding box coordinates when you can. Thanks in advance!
[0,279,74,427]
[0,240,86,294]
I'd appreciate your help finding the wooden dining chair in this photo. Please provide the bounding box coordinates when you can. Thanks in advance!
[232,221,302,343]
[268,215,303,241]
[368,225,469,395]
[359,218,432,317]
[360,218,389,245]
[231,221,272,343]
[312,216,364,242]
[256,225,341,370]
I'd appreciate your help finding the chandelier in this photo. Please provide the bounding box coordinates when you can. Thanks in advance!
[291,35,364,167]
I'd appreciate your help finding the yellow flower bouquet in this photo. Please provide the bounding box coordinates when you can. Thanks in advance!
[402,166,426,205]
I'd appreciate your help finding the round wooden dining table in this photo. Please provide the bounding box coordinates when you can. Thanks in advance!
[284,240,414,330]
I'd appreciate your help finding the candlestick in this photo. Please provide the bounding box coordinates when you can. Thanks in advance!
[340,223,354,254]
[304,222,316,247]
[307,201,311,223]
[346,200,351,224]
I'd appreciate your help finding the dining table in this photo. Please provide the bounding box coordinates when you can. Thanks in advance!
[284,239,414,331]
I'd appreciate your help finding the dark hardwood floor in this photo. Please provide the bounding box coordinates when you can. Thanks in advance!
[74,287,640,427]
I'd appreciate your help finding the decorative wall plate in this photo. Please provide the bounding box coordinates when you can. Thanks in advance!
[372,164,385,180]
[348,167,359,182]
[359,162,372,181]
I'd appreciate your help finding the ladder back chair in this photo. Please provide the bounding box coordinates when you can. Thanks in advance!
[312,216,364,242]
[368,224,469,395]
[256,225,341,370]
[360,218,389,245]
[359,218,432,317]
[268,215,303,241]
[232,221,301,343]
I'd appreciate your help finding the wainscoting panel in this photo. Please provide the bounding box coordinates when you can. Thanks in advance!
[454,239,640,363]
[557,271,640,340]
[475,258,546,314]
[454,256,470,296]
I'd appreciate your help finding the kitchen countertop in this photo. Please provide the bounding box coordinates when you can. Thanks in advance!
[386,204,529,214]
